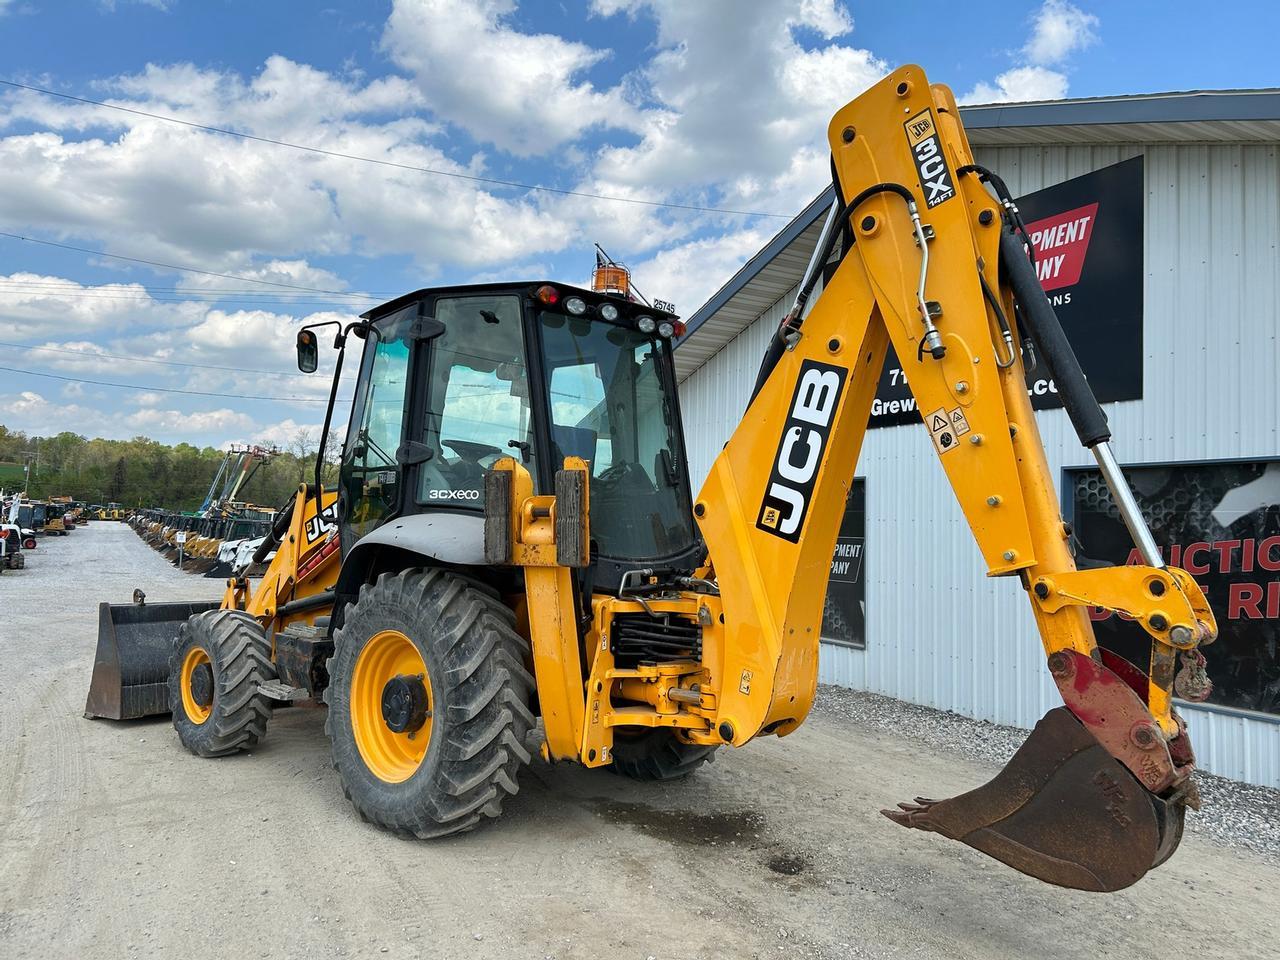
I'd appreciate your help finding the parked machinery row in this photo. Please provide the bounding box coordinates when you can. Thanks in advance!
[128,507,275,578]
[0,495,105,572]
[124,445,281,577]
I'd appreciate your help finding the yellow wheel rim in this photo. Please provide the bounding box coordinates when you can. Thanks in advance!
[351,629,433,783]
[179,646,213,725]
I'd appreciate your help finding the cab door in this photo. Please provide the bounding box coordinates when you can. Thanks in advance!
[339,306,414,550]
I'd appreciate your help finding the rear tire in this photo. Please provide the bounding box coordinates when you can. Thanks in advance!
[326,569,535,839]
[169,610,274,757]
[609,729,717,781]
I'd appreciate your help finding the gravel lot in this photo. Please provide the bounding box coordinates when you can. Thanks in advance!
[1,523,1276,960]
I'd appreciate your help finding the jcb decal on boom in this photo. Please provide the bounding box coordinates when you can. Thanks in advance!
[904,109,955,208]
[304,501,338,544]
[756,359,847,542]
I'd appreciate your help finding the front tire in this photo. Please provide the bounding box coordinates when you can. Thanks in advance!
[169,609,274,757]
[327,569,535,839]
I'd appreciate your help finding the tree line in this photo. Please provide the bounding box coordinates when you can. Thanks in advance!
[0,424,340,513]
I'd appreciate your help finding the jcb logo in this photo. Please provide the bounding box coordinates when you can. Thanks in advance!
[304,502,338,544]
[906,116,933,141]
[755,360,847,542]
[904,109,955,208]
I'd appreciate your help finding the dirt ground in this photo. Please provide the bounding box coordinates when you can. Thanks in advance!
[1,523,1276,960]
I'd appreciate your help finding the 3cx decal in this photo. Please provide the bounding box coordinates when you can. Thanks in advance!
[756,360,848,542]
[428,488,481,501]
[903,109,955,208]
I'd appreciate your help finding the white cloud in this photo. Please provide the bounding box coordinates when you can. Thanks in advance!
[0,57,577,271]
[100,0,173,10]
[0,390,115,437]
[0,385,326,450]
[627,226,772,321]
[125,406,254,434]
[0,272,203,339]
[0,2,895,303]
[960,1,1098,104]
[964,66,1070,105]
[1024,0,1099,65]
[247,417,330,449]
[590,0,887,215]
[382,0,640,155]
[174,259,353,299]
[0,3,902,353]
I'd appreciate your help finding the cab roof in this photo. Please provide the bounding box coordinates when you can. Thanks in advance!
[361,280,677,322]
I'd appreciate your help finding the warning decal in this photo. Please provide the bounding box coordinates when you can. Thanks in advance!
[925,406,970,455]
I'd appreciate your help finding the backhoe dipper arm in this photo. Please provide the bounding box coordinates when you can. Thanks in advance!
[693,66,1217,891]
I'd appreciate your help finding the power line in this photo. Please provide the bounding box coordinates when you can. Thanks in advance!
[0,290,368,308]
[0,364,329,402]
[0,78,791,221]
[0,231,382,299]
[0,278,391,299]
[0,339,352,380]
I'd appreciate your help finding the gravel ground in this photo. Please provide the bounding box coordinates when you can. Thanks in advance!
[811,687,1280,859]
[1,523,1276,960]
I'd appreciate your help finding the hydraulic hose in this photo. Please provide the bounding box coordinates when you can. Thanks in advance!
[252,488,306,565]
[748,181,920,407]
[997,222,1110,448]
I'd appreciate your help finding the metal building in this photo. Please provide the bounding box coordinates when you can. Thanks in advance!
[676,89,1280,787]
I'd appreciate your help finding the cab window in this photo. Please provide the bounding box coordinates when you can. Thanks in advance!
[418,295,535,506]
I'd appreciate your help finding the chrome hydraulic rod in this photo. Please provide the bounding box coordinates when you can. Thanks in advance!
[1092,441,1165,568]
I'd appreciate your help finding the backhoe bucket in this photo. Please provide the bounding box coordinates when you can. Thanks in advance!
[84,599,220,720]
[883,707,1186,892]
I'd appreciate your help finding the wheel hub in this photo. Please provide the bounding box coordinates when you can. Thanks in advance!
[351,629,433,783]
[381,674,429,733]
[189,662,214,708]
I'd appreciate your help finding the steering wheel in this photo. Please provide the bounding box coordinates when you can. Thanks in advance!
[442,438,505,463]
[595,460,648,486]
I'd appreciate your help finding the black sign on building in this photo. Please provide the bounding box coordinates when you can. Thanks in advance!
[822,480,866,649]
[868,156,1146,428]
[1068,458,1280,717]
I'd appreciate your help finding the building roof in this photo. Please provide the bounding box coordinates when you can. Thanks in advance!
[675,88,1280,380]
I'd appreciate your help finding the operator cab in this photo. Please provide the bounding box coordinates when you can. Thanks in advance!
[322,281,699,593]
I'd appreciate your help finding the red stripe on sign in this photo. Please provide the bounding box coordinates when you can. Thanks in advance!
[1025,202,1099,292]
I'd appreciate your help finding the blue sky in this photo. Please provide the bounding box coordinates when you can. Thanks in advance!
[0,0,1273,449]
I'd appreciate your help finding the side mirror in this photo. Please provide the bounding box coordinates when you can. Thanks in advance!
[296,329,319,373]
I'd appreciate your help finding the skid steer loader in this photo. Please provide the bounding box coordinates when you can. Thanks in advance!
[85,66,1217,892]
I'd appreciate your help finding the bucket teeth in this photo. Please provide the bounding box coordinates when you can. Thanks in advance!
[882,707,1186,892]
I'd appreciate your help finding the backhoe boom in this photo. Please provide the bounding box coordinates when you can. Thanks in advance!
[692,66,1216,891]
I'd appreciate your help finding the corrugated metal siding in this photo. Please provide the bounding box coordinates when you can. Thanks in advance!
[679,142,1280,786]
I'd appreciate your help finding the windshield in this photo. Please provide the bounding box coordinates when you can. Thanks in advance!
[538,313,695,561]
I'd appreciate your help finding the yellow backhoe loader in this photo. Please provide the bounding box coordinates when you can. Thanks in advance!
[86,67,1216,892]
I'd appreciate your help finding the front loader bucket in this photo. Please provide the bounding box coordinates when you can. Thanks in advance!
[84,599,220,720]
[884,707,1186,892]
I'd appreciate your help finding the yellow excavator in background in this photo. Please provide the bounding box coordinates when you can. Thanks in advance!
[86,66,1216,892]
